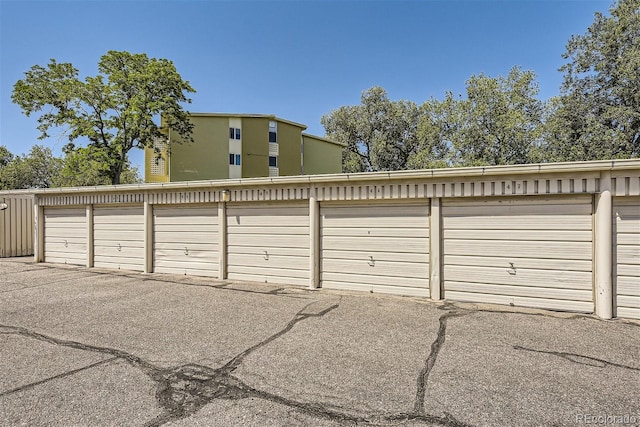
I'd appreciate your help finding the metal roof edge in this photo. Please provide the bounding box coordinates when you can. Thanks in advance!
[302,133,346,147]
[187,113,307,129]
[28,159,640,195]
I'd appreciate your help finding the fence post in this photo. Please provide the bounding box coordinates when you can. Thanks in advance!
[309,189,320,289]
[595,171,613,319]
[218,200,227,280]
[430,197,442,300]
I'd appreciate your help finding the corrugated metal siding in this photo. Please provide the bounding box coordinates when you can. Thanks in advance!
[43,207,86,265]
[320,203,430,296]
[227,203,309,286]
[93,206,144,271]
[614,198,640,319]
[442,196,593,312]
[0,196,34,257]
[153,206,219,277]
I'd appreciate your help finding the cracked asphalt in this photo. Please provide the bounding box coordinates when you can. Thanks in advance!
[1,258,639,427]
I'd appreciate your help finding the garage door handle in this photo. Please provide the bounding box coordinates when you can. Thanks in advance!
[368,256,375,267]
[264,250,269,261]
[507,262,517,275]
[63,239,68,248]
[184,247,189,256]
[117,243,122,252]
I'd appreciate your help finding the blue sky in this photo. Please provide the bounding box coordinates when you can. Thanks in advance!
[1,0,611,170]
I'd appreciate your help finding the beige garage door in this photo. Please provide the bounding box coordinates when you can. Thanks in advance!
[227,203,309,286]
[442,196,593,312]
[93,206,144,271]
[153,205,219,277]
[44,207,87,266]
[614,197,640,319]
[321,203,430,297]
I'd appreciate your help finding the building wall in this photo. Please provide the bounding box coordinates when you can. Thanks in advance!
[303,135,343,175]
[0,193,34,257]
[242,117,269,178]
[169,116,229,181]
[145,115,341,182]
[277,121,302,176]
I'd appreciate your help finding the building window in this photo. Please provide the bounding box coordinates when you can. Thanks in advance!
[230,153,241,165]
[269,131,277,143]
[269,156,278,167]
[229,127,241,140]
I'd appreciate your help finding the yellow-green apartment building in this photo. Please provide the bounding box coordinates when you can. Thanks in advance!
[145,113,343,183]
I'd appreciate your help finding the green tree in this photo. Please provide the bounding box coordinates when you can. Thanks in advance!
[448,67,544,166]
[0,146,14,167]
[321,87,422,172]
[543,0,640,160]
[409,94,459,169]
[12,50,195,184]
[54,147,141,187]
[0,145,62,190]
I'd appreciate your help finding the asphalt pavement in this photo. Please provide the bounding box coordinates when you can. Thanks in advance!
[1,257,638,426]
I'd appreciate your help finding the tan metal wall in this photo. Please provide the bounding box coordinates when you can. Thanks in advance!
[442,196,594,312]
[93,206,145,271]
[43,207,87,265]
[28,159,640,319]
[0,194,34,258]
[153,205,219,277]
[613,197,640,319]
[320,202,430,296]
[227,203,309,286]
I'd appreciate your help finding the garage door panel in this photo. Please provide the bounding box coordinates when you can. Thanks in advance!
[444,216,592,231]
[445,229,592,242]
[45,240,86,253]
[323,250,427,264]
[321,272,428,289]
[616,245,640,260]
[617,307,640,319]
[443,197,593,312]
[228,226,308,235]
[444,265,592,289]
[323,236,429,253]
[227,203,309,286]
[45,229,86,240]
[228,253,308,270]
[94,246,144,259]
[94,207,144,271]
[321,203,429,295]
[445,281,593,302]
[617,279,640,297]
[615,198,640,319]
[616,221,640,233]
[92,259,142,270]
[228,234,308,248]
[44,207,87,266]
[154,231,219,244]
[444,255,591,272]
[153,206,218,278]
[228,267,308,283]
[322,227,424,238]
[154,242,218,252]
[322,259,428,279]
[617,264,640,277]
[229,246,308,258]
[444,291,594,312]
[445,240,592,260]
[228,207,308,224]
